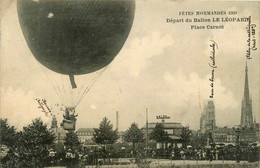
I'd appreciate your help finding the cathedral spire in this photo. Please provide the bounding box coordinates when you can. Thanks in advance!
[241,62,253,127]
[244,62,249,102]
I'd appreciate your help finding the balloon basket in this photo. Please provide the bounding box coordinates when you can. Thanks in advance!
[61,107,78,131]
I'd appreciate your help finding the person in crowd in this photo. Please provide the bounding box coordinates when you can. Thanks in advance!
[65,149,75,168]
[48,148,56,166]
[180,148,185,160]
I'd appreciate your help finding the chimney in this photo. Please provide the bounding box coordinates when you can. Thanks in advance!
[116,111,119,130]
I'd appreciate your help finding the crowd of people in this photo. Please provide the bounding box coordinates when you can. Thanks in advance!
[45,144,259,167]
[153,144,259,162]
[46,147,118,167]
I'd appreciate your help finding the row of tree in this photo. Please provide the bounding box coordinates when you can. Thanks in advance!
[91,117,192,157]
[0,118,55,168]
[0,117,192,167]
[63,117,192,157]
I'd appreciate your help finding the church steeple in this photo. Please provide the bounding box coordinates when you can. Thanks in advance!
[51,115,58,129]
[244,62,249,102]
[241,62,253,127]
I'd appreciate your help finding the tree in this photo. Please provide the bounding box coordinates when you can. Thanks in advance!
[64,131,81,149]
[0,118,17,147]
[21,118,55,147]
[190,131,206,148]
[150,123,169,143]
[18,118,55,168]
[123,123,144,157]
[180,126,192,148]
[93,117,119,145]
[1,118,55,168]
[149,123,170,149]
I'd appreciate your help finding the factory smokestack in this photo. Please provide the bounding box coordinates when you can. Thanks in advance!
[116,111,119,130]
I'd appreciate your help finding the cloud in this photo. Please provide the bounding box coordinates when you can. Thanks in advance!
[163,70,239,109]
[1,0,258,131]
[162,70,240,128]
[112,31,174,77]
[0,87,52,130]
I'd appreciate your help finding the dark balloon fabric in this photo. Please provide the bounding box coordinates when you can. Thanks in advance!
[17,0,135,75]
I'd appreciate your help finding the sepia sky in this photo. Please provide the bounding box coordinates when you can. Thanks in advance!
[1,0,259,131]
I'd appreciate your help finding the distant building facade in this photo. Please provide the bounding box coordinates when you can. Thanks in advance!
[51,115,67,144]
[142,121,184,147]
[199,63,259,145]
[200,100,216,133]
[212,125,259,145]
[117,131,125,143]
[76,128,125,145]
[52,127,67,144]
[76,128,95,144]
[51,115,58,129]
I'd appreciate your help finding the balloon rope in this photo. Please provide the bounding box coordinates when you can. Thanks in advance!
[67,75,73,107]
[53,74,66,105]
[56,85,65,106]
[70,90,74,106]
[70,72,95,107]
[75,66,109,107]
[22,53,63,104]
[37,62,65,105]
[75,73,99,107]
[75,69,102,106]
[61,75,69,107]
[75,73,92,106]
[81,69,104,99]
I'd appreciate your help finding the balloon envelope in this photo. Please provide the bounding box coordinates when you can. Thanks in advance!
[17,0,135,75]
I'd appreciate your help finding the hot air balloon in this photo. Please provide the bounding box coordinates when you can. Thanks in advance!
[17,0,135,130]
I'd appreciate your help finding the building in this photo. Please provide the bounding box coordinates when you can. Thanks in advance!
[200,63,259,145]
[238,126,259,143]
[200,100,216,133]
[142,121,184,148]
[76,128,95,144]
[76,128,125,145]
[117,131,125,143]
[200,106,207,133]
[211,127,236,145]
[51,115,67,145]
[212,126,259,145]
[239,63,260,144]
[241,63,253,127]
[52,127,67,144]
[51,115,58,129]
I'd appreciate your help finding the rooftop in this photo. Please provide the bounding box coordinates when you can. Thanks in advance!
[142,122,183,129]
[76,128,95,133]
